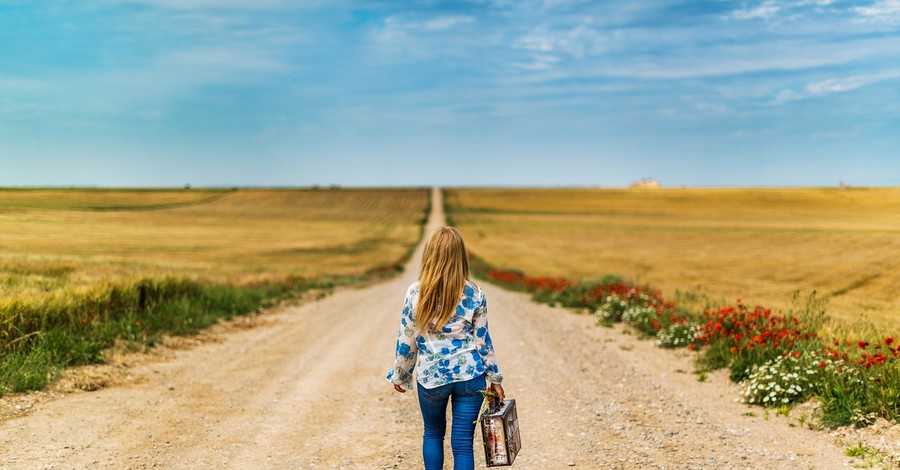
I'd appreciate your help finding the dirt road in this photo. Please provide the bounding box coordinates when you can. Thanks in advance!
[1,188,852,469]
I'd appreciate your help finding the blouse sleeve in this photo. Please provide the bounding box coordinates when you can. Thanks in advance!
[386,288,419,390]
[473,292,503,384]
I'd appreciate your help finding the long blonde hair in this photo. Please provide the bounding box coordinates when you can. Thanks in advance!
[416,226,470,334]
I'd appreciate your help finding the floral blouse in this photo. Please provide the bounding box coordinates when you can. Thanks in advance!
[386,280,503,390]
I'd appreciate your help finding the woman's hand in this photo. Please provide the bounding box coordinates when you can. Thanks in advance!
[490,382,505,402]
[393,384,406,393]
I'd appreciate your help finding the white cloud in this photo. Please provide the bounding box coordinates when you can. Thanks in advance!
[729,0,780,20]
[770,69,900,105]
[807,70,900,95]
[422,16,475,31]
[378,14,475,37]
[517,31,554,52]
[770,89,803,105]
[690,100,731,114]
[513,54,561,71]
[369,14,487,61]
[595,33,900,80]
[516,24,605,59]
[855,0,900,19]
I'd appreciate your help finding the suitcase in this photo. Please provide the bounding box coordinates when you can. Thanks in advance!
[480,399,520,466]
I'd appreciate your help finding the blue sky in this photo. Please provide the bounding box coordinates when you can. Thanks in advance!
[1,0,898,187]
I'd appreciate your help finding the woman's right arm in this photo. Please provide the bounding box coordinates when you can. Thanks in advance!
[473,293,503,386]
[386,288,418,391]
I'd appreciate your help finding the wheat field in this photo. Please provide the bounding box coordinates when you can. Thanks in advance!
[0,188,429,302]
[445,187,900,328]
[0,188,429,392]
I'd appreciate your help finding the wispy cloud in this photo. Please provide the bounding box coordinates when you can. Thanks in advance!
[729,0,780,20]
[515,24,606,59]
[512,54,561,71]
[377,14,476,37]
[423,15,475,31]
[808,70,900,95]
[771,69,900,104]
[854,0,900,21]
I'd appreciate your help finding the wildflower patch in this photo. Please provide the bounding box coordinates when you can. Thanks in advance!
[471,255,900,428]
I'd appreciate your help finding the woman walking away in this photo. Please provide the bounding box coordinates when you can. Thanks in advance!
[387,226,505,470]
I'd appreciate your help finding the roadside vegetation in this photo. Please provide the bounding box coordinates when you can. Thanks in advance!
[0,188,430,395]
[472,256,900,429]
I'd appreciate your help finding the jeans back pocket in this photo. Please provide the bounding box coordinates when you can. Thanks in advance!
[461,373,487,396]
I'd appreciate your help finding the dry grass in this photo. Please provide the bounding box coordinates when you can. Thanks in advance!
[445,187,900,328]
[0,188,429,301]
[0,188,224,210]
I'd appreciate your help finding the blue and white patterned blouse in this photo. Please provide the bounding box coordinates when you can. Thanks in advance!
[386,280,503,390]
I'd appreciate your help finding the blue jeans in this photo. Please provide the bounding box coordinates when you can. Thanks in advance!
[416,374,486,470]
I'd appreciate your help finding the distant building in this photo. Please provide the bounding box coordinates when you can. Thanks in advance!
[630,178,662,189]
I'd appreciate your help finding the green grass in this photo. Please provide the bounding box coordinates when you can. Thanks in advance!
[0,266,406,396]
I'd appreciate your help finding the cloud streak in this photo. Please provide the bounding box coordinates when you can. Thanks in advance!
[771,69,900,104]
[855,0,900,20]
[729,0,780,20]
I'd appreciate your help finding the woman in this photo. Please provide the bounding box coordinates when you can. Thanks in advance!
[387,226,505,470]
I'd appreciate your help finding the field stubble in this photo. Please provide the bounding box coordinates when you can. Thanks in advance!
[445,187,900,328]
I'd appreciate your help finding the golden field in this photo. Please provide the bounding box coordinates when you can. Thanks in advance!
[0,188,429,302]
[445,187,900,328]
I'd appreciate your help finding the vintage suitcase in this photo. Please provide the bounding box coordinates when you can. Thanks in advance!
[480,399,520,466]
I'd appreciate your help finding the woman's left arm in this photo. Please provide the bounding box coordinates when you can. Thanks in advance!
[473,294,503,386]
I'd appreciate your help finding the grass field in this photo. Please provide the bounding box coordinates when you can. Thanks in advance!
[445,187,900,328]
[0,187,429,394]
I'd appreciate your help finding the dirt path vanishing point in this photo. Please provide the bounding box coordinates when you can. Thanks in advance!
[1,188,854,469]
